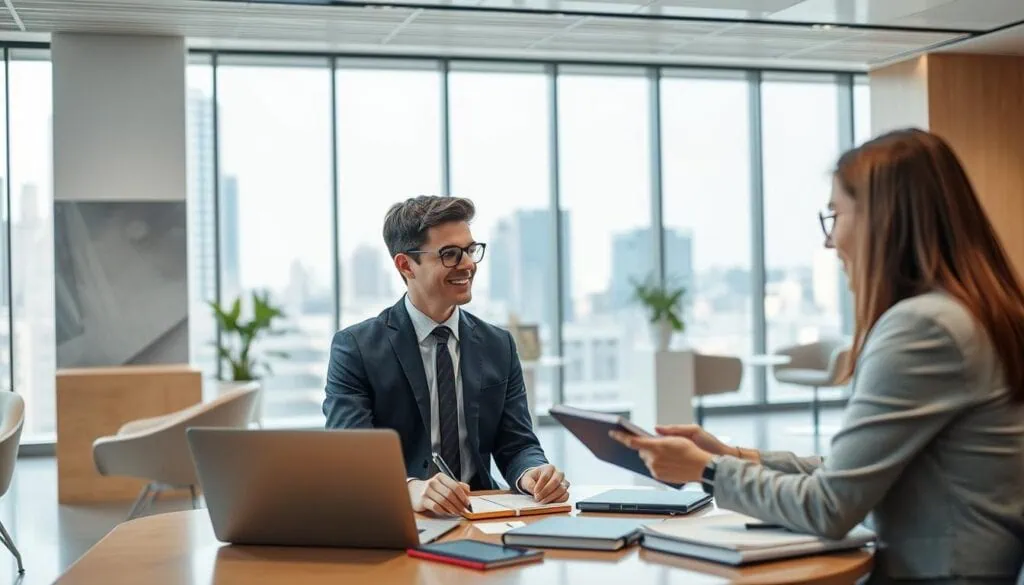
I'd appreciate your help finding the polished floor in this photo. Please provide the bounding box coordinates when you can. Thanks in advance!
[0,407,843,585]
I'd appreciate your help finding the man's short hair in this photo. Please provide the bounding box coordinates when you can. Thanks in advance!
[383,195,476,260]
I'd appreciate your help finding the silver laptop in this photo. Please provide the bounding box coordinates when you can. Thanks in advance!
[186,428,460,548]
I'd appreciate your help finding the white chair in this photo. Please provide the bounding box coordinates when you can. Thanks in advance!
[691,353,744,426]
[0,393,24,574]
[93,384,259,520]
[772,340,850,447]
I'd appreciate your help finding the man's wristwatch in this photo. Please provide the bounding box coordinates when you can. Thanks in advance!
[700,456,720,496]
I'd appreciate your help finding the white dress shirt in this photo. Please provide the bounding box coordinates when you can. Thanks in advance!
[404,295,477,484]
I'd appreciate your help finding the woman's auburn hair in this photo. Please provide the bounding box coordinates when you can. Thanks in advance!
[835,128,1024,401]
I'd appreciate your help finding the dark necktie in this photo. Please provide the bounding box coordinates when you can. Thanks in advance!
[432,326,461,482]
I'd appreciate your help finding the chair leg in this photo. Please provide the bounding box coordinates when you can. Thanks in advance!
[695,398,705,427]
[126,483,155,521]
[812,386,821,453]
[190,485,198,510]
[0,519,24,574]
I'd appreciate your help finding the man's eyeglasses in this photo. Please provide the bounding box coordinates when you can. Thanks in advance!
[405,242,487,268]
[819,210,837,240]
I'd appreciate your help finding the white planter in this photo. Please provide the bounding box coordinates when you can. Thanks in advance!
[217,380,263,427]
[651,319,674,351]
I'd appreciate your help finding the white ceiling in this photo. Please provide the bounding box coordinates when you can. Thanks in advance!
[1,0,1022,70]
[938,22,1024,56]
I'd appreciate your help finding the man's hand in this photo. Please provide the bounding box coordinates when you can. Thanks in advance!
[408,473,472,517]
[519,464,570,504]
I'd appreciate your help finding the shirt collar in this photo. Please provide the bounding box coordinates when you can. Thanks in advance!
[404,295,461,344]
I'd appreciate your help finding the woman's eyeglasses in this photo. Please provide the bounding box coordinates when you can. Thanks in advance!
[405,242,487,268]
[819,210,837,240]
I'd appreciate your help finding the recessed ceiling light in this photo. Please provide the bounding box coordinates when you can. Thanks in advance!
[812,24,836,31]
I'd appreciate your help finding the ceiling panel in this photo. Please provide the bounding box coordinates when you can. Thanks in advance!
[231,0,1023,31]
[890,0,1024,30]
[0,0,986,70]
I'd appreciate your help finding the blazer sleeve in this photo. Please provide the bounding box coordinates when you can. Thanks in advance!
[713,310,970,540]
[322,330,375,429]
[758,452,824,474]
[492,332,549,490]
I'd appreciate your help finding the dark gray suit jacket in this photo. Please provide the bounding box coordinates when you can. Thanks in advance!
[322,297,548,491]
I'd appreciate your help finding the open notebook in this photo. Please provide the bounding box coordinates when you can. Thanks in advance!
[641,512,875,566]
[465,494,572,521]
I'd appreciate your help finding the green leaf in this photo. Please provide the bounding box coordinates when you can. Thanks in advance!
[210,291,287,382]
[631,275,687,329]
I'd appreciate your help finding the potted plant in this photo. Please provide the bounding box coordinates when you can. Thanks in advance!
[209,290,289,425]
[631,277,686,351]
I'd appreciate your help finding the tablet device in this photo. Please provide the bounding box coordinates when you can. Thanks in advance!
[576,489,712,515]
[407,539,544,570]
[549,405,684,489]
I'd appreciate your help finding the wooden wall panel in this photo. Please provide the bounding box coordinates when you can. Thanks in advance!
[926,54,1024,280]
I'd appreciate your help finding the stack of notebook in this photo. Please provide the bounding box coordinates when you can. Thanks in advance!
[641,512,876,566]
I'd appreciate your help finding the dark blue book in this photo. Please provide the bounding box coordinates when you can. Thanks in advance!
[501,517,647,551]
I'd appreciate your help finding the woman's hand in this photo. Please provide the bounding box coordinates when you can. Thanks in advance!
[654,424,736,457]
[609,431,714,484]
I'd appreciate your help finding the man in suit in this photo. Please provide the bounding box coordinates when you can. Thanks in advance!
[323,195,569,517]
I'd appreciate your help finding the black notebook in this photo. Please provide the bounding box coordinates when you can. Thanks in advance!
[501,517,647,551]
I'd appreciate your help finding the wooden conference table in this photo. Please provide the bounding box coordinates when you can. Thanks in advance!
[55,486,873,585]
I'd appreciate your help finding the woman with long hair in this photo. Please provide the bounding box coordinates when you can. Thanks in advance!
[613,128,1024,583]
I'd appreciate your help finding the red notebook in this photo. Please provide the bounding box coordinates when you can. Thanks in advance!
[407,539,544,570]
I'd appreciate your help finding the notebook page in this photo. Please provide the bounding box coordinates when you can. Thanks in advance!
[476,494,567,511]
[648,513,824,550]
[467,496,512,514]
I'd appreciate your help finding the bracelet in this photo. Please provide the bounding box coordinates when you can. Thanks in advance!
[734,446,743,459]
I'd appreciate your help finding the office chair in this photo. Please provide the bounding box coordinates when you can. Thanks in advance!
[772,340,850,451]
[93,384,258,520]
[0,393,24,574]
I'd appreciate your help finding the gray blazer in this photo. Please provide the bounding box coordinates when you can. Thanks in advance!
[714,292,1024,584]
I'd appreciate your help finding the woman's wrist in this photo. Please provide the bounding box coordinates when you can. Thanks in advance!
[733,446,760,462]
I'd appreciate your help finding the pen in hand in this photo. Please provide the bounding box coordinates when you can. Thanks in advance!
[431,452,473,513]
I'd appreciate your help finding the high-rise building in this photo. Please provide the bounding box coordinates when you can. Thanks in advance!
[220,175,241,300]
[187,90,217,308]
[608,227,694,309]
[350,244,392,301]
[488,209,573,325]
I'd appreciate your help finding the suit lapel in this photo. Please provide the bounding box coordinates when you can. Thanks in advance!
[459,313,482,461]
[387,299,431,436]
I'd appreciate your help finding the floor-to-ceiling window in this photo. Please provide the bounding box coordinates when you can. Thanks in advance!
[9,49,55,440]
[448,63,557,414]
[336,60,443,328]
[854,77,872,145]
[186,54,217,384]
[557,67,651,409]
[761,73,846,403]
[183,54,868,429]
[215,56,334,425]
[660,70,755,405]
[0,53,8,401]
